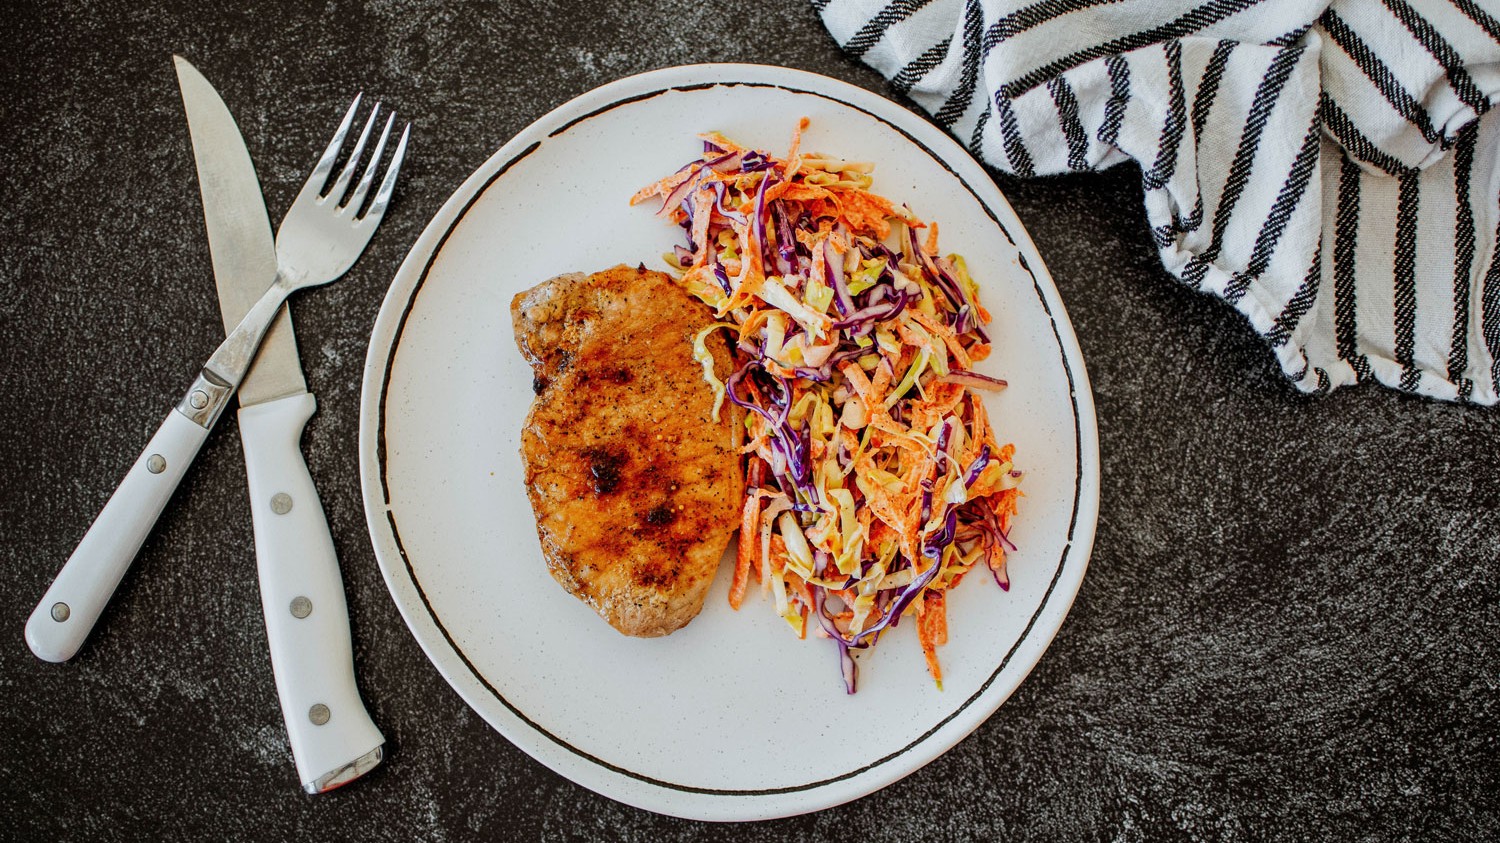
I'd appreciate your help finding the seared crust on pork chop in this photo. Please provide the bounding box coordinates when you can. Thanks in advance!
[511,265,741,637]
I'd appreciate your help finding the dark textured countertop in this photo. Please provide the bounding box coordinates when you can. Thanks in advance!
[4,2,1497,840]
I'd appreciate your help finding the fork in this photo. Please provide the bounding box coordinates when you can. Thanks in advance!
[233,103,409,397]
[25,100,408,663]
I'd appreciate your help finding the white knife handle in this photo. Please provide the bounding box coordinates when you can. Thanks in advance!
[239,392,383,793]
[26,410,212,662]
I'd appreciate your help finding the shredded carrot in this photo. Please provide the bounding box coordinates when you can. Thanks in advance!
[786,118,809,165]
[830,188,898,239]
[917,591,947,686]
[732,493,764,610]
[909,309,973,369]
[773,181,834,206]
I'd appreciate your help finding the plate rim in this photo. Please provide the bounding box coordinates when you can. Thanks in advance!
[359,62,1100,821]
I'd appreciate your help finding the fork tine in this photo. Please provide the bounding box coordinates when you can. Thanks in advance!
[326,102,380,207]
[308,94,362,193]
[362,122,409,224]
[346,111,395,216]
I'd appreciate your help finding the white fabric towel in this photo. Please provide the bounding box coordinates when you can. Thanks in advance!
[816,0,1500,403]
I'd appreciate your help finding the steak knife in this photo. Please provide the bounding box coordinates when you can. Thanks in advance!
[175,56,383,793]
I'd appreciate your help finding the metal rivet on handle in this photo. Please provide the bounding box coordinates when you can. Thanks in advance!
[270,493,293,515]
[188,389,209,410]
[147,454,166,474]
[308,704,331,726]
[290,596,312,619]
[51,602,70,622]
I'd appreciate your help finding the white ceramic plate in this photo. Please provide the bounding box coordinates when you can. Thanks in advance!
[359,64,1098,821]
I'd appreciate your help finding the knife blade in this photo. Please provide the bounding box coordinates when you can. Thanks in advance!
[175,56,383,794]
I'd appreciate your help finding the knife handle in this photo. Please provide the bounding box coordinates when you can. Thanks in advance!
[239,392,383,793]
[26,409,213,662]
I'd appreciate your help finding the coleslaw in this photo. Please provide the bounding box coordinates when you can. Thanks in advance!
[633,120,1022,692]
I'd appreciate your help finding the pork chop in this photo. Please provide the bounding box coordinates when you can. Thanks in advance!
[511,265,742,637]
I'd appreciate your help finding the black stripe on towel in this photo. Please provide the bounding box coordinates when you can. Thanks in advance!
[844,0,934,59]
[1099,53,1130,146]
[1320,92,1413,176]
[1449,124,1478,388]
[1268,23,1313,47]
[1048,75,1091,171]
[1192,40,1237,145]
[892,36,952,94]
[1483,212,1500,394]
[1174,41,1237,237]
[1226,116,1323,305]
[1334,156,1371,380]
[933,0,985,128]
[995,93,1037,177]
[969,106,991,156]
[1393,169,1421,391]
[1143,41,1186,190]
[998,0,1265,98]
[979,0,1122,52]
[1179,199,1205,242]
[1322,10,1440,144]
[1450,0,1500,42]
[1384,0,1490,113]
[1184,39,1306,287]
[1266,242,1322,348]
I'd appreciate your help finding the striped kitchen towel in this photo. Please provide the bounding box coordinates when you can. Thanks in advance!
[815,0,1500,403]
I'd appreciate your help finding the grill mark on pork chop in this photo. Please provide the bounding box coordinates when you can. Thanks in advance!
[582,447,625,495]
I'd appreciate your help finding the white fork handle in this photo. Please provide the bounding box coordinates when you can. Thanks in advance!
[240,393,383,793]
[26,410,211,662]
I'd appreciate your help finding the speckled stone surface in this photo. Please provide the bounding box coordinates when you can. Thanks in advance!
[3,2,1498,840]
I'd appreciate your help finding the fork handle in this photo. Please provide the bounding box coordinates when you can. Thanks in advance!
[26,281,294,662]
[26,408,211,662]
